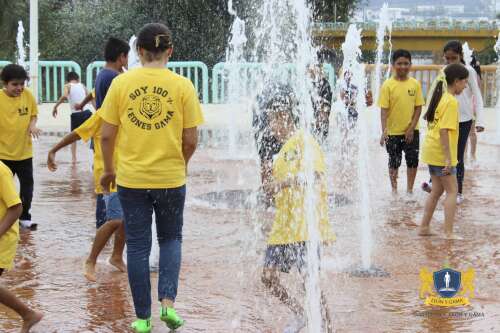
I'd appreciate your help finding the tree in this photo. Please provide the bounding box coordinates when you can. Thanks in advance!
[309,0,366,22]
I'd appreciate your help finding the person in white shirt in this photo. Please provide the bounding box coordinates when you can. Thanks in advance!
[442,41,485,204]
[422,41,485,205]
[53,72,92,162]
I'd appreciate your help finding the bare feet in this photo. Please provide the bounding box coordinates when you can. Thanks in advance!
[21,310,43,333]
[84,260,97,282]
[418,227,435,236]
[109,257,127,272]
[443,233,463,240]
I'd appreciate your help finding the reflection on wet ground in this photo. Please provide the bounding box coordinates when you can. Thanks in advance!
[0,137,498,332]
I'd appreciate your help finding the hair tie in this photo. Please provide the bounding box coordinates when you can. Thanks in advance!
[154,34,170,48]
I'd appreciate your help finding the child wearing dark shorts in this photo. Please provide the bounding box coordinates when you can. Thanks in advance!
[379,49,425,194]
[260,89,335,332]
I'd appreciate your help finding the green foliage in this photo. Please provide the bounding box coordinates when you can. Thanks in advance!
[1,0,362,67]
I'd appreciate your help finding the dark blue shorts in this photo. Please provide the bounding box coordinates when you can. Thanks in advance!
[70,110,92,131]
[264,242,308,273]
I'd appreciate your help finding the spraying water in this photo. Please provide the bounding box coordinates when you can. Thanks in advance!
[340,25,373,272]
[225,0,248,157]
[462,42,473,66]
[247,0,326,331]
[373,3,392,103]
[16,21,27,68]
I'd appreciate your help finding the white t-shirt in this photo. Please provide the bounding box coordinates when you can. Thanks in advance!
[455,65,484,127]
[68,82,90,113]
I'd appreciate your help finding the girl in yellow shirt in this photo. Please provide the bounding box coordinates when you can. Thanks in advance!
[99,23,204,333]
[419,64,469,240]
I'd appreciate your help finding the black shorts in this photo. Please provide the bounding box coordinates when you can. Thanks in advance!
[386,130,419,169]
[264,242,307,273]
[70,110,92,131]
[258,135,283,164]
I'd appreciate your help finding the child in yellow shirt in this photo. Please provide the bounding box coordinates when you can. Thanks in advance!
[419,64,469,239]
[260,88,335,332]
[378,50,425,194]
[0,161,43,332]
[0,64,41,230]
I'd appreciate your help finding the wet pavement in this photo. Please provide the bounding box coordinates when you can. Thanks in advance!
[0,135,499,333]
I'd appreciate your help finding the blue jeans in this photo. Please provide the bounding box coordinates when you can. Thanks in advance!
[95,194,107,229]
[117,185,186,319]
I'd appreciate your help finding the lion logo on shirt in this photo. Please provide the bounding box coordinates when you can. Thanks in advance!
[408,88,416,97]
[139,95,162,120]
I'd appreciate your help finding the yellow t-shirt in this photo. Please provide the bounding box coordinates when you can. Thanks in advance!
[378,77,425,135]
[0,161,21,270]
[0,89,38,160]
[74,111,117,194]
[267,131,335,245]
[421,93,459,167]
[99,67,204,189]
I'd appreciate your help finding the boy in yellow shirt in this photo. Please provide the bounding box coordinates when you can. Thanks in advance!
[99,23,204,332]
[47,111,126,282]
[0,161,43,332]
[0,64,41,230]
[260,88,335,333]
[419,64,469,239]
[378,50,425,194]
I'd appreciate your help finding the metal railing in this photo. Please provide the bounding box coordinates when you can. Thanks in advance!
[85,61,210,104]
[2,60,498,105]
[313,21,499,32]
[366,64,498,106]
[38,61,82,102]
[211,62,336,104]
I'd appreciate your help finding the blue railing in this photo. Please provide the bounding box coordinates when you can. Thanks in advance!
[86,61,210,104]
[211,62,335,104]
[313,20,498,32]
[38,61,82,102]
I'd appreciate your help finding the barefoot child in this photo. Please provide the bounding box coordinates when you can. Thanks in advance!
[100,23,204,332]
[378,49,425,194]
[419,64,469,239]
[0,161,43,332]
[47,111,126,282]
[52,71,92,162]
[260,89,335,332]
[0,64,41,230]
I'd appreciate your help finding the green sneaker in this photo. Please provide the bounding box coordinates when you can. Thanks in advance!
[160,307,185,330]
[131,318,152,333]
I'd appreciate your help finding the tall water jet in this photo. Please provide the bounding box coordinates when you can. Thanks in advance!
[225,0,248,157]
[248,0,327,331]
[372,3,393,139]
[340,25,373,270]
[373,3,392,103]
[16,21,27,68]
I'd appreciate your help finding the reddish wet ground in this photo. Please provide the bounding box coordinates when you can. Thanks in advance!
[0,135,499,333]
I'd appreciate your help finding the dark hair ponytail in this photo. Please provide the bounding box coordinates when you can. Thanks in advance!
[424,63,469,122]
[443,40,465,64]
[136,23,173,61]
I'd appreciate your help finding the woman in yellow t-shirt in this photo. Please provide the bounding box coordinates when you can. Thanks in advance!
[419,64,469,240]
[99,23,204,332]
[0,161,43,331]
